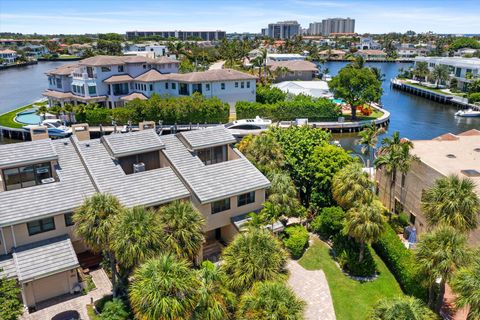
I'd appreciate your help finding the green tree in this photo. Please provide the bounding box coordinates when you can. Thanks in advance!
[221,228,289,293]
[370,296,438,320]
[0,270,23,320]
[236,281,305,320]
[98,298,129,320]
[36,105,49,121]
[358,122,386,166]
[421,175,479,233]
[237,133,285,175]
[267,172,303,218]
[129,254,201,320]
[310,206,345,239]
[431,65,450,88]
[343,201,386,262]
[332,162,374,209]
[73,193,123,296]
[413,62,430,81]
[192,261,236,320]
[158,200,205,263]
[415,226,471,311]
[329,66,383,120]
[451,254,480,320]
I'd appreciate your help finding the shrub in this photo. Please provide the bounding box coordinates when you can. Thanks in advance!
[372,224,427,300]
[111,107,135,125]
[85,108,111,125]
[332,234,377,277]
[282,225,309,259]
[310,206,345,239]
[468,92,480,103]
[98,298,129,320]
[256,85,287,104]
[389,212,409,234]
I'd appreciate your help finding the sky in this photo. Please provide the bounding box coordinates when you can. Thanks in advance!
[0,0,479,35]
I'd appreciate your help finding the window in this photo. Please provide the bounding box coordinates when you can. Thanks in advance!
[56,78,62,89]
[401,173,406,188]
[394,198,404,215]
[221,83,225,90]
[112,83,129,96]
[197,145,227,165]
[64,213,74,227]
[118,65,124,72]
[247,81,250,88]
[235,82,238,88]
[211,198,230,214]
[238,191,255,207]
[241,82,244,88]
[165,82,169,89]
[172,82,176,90]
[206,83,210,91]
[88,85,96,95]
[27,217,55,236]
[179,83,189,95]
[3,162,53,191]
[149,84,153,91]
[143,64,147,69]
[101,66,111,72]
[409,212,416,225]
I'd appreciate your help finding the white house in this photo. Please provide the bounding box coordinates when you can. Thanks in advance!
[123,43,169,58]
[43,55,256,108]
[356,37,381,50]
[266,53,306,63]
[273,80,332,98]
[0,49,17,64]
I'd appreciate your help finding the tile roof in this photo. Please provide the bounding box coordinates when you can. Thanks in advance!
[78,55,179,67]
[101,130,165,157]
[73,136,190,207]
[134,68,257,83]
[267,60,318,72]
[103,74,134,84]
[162,133,270,203]
[0,255,16,279]
[0,139,97,227]
[120,92,148,101]
[0,49,17,54]
[135,69,170,82]
[0,139,57,168]
[13,235,79,282]
[46,64,79,76]
[178,127,237,150]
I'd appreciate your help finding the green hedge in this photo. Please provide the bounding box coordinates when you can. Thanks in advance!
[256,85,287,104]
[310,206,345,239]
[332,234,377,277]
[283,225,309,259]
[468,92,480,103]
[372,224,427,300]
[236,95,341,122]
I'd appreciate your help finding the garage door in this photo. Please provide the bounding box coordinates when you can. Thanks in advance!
[32,271,70,303]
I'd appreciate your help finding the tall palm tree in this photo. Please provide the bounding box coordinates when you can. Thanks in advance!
[192,261,236,320]
[236,281,305,320]
[343,201,386,262]
[413,62,430,82]
[370,296,438,320]
[158,200,205,263]
[273,66,290,81]
[332,162,374,209]
[73,193,123,296]
[415,225,471,312]
[36,105,49,122]
[267,172,302,218]
[129,254,201,320]
[431,64,450,88]
[221,228,288,293]
[421,175,479,233]
[237,133,285,175]
[358,122,386,166]
[109,206,166,272]
[451,254,480,320]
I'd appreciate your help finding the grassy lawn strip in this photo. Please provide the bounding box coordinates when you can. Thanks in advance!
[0,105,33,128]
[404,82,466,97]
[298,238,403,320]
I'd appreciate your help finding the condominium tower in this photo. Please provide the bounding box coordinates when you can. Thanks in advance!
[308,22,323,36]
[321,18,355,35]
[265,21,301,39]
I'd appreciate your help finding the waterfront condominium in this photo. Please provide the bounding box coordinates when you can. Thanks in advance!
[0,126,270,311]
[125,30,226,41]
[321,18,355,35]
[308,22,323,36]
[264,21,301,39]
[43,55,257,108]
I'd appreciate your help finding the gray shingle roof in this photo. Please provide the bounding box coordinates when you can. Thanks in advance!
[178,127,237,151]
[101,130,165,158]
[0,255,16,279]
[162,133,270,203]
[74,137,190,207]
[13,235,79,282]
[0,139,96,227]
[0,139,58,168]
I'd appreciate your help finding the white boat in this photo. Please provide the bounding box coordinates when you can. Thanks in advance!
[23,119,72,137]
[455,109,480,118]
[224,116,272,137]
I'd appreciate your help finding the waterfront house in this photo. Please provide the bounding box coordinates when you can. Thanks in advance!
[0,49,17,64]
[355,37,381,50]
[43,55,256,108]
[267,60,318,82]
[376,129,480,244]
[414,56,480,91]
[355,49,387,61]
[272,80,332,98]
[266,53,306,63]
[0,126,269,311]
[318,49,346,60]
[454,48,479,57]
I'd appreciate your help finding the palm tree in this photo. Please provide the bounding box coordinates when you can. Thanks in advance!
[192,261,236,320]
[129,254,201,320]
[36,105,49,122]
[221,228,288,293]
[415,225,471,312]
[413,62,430,82]
[343,201,386,262]
[236,281,305,320]
[358,122,386,166]
[158,200,205,263]
[109,206,166,272]
[332,162,374,209]
[431,64,450,88]
[370,67,386,81]
[73,193,123,296]
[451,254,480,320]
[370,296,438,320]
[421,175,479,233]
[237,133,285,175]
[273,66,290,81]
[267,172,302,218]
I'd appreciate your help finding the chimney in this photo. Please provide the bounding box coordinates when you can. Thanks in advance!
[139,121,156,131]
[29,125,49,141]
[71,123,90,141]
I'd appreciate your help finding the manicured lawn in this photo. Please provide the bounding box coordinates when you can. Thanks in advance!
[298,239,403,320]
[405,82,466,97]
[341,109,384,122]
[0,105,32,128]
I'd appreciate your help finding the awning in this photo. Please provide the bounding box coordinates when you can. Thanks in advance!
[231,213,284,233]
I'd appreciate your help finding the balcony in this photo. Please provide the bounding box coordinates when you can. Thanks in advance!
[72,68,96,80]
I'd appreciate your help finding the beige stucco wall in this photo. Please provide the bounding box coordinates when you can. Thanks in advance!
[194,189,266,233]
[23,269,78,307]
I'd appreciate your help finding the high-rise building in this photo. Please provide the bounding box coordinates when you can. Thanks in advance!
[264,21,301,39]
[308,22,323,35]
[321,18,355,35]
[126,30,226,41]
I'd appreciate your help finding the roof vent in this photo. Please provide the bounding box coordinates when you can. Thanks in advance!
[446,154,456,158]
[474,148,480,152]
[85,143,90,147]
[63,141,68,146]
[461,169,480,177]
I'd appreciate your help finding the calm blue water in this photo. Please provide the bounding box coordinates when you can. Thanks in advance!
[323,61,480,151]
[16,109,41,125]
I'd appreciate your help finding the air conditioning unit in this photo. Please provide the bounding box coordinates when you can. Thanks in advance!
[133,162,145,173]
[41,177,56,184]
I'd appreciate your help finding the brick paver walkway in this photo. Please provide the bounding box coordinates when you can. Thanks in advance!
[287,260,336,320]
[22,269,112,320]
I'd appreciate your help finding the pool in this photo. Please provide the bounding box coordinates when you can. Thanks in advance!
[331,98,345,104]
[15,108,42,125]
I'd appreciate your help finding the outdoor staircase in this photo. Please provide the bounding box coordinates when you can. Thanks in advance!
[203,241,224,262]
